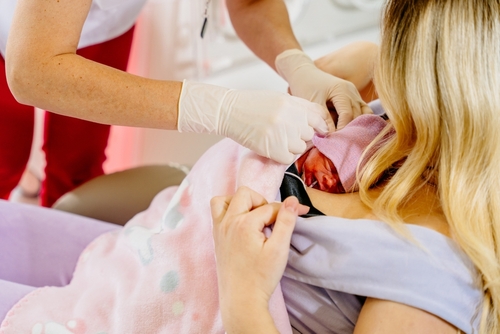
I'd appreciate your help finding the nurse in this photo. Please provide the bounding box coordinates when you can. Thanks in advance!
[3,0,369,197]
[0,0,143,207]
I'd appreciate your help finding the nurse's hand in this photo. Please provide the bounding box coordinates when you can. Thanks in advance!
[314,41,380,103]
[210,187,308,332]
[275,49,372,130]
[178,80,333,165]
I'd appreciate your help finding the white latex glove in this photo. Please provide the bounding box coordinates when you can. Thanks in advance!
[177,80,330,164]
[275,49,372,130]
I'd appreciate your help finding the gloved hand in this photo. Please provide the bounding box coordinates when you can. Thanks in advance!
[177,80,331,164]
[275,49,372,130]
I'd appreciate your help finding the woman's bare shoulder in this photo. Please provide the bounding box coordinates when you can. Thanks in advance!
[306,186,451,237]
[306,187,376,220]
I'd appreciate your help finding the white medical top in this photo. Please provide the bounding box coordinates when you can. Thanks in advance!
[0,0,147,57]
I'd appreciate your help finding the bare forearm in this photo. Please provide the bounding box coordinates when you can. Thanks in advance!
[220,294,280,334]
[6,0,181,130]
[7,53,181,129]
[227,0,301,70]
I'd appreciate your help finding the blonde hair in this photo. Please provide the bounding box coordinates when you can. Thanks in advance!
[359,1,500,332]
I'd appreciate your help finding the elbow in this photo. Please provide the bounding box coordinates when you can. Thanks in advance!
[5,53,40,105]
[5,69,26,105]
[6,65,32,105]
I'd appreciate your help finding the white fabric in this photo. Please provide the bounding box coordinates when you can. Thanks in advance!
[177,79,331,165]
[0,0,146,57]
[368,99,386,116]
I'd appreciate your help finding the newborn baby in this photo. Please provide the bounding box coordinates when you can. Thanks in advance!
[295,114,387,193]
[295,147,345,193]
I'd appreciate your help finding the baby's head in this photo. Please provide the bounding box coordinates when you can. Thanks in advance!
[295,146,345,193]
[311,114,387,192]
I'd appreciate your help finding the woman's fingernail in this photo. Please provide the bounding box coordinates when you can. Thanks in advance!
[299,204,310,212]
[285,199,298,213]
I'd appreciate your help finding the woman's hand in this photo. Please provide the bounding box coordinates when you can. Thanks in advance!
[210,187,309,332]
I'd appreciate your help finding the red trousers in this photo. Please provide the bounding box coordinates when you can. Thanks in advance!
[0,26,135,207]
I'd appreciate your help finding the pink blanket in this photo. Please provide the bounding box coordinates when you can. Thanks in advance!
[0,139,292,334]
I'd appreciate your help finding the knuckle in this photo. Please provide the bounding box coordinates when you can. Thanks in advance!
[269,111,283,125]
[210,196,222,206]
[237,185,250,194]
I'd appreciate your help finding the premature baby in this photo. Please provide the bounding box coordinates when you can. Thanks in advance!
[295,114,387,193]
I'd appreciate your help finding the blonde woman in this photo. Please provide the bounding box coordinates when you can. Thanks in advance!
[213,0,499,333]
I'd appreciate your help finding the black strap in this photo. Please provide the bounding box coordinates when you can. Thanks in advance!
[279,164,325,217]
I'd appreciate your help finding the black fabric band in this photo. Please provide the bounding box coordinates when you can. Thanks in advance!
[279,164,325,217]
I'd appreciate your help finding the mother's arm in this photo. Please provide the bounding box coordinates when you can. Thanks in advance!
[354,298,459,333]
[6,0,181,129]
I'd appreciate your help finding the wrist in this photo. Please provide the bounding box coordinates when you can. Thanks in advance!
[275,49,315,82]
[177,80,229,134]
[221,294,278,334]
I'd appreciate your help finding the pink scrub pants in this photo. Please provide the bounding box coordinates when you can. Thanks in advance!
[0,200,121,321]
[0,26,135,207]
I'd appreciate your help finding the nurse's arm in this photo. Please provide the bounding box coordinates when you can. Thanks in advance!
[226,0,301,70]
[6,0,181,130]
